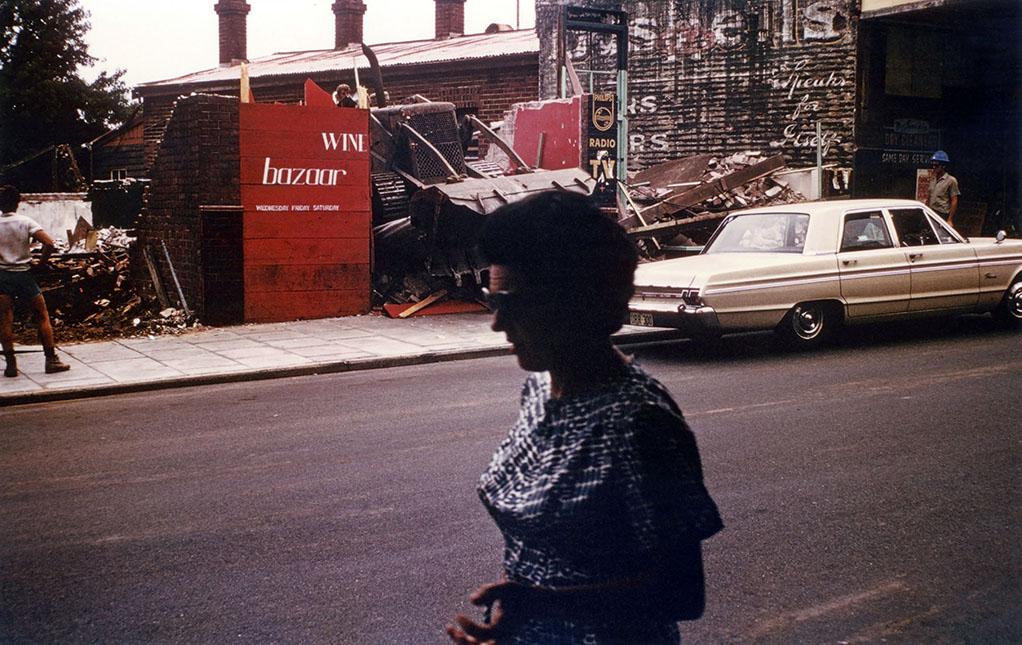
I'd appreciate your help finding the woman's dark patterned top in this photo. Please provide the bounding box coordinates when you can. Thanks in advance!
[478,360,723,644]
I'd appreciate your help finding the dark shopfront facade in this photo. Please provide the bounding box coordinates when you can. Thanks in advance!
[854,0,1021,234]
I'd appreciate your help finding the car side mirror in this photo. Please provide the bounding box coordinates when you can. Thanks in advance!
[995,230,1007,244]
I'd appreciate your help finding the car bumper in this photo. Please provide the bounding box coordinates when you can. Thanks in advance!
[628,302,722,336]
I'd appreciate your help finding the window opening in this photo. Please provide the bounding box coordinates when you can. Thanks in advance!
[841,210,893,251]
[890,208,939,246]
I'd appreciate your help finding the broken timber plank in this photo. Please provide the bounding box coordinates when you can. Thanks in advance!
[632,154,713,190]
[626,211,734,240]
[640,154,786,221]
[397,289,448,318]
[621,187,661,253]
[142,245,172,309]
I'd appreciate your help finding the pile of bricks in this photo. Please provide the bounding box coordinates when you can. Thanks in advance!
[12,228,197,344]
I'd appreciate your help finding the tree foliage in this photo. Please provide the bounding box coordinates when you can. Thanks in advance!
[0,0,132,167]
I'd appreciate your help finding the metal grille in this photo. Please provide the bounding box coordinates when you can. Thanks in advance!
[410,141,466,183]
[406,110,466,182]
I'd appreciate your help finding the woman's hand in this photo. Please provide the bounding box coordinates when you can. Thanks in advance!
[445,580,533,644]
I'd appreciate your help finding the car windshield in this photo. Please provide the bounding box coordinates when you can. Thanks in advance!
[704,213,810,254]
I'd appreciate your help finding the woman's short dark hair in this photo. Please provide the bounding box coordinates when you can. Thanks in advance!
[0,185,20,213]
[479,190,638,337]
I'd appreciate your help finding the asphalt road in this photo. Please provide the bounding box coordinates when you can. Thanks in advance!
[2,317,1020,643]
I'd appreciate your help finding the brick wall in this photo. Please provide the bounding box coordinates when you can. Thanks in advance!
[332,0,366,48]
[537,0,859,170]
[435,0,466,38]
[138,94,241,323]
[215,1,250,64]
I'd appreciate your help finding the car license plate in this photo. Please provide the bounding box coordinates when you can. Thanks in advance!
[629,312,654,327]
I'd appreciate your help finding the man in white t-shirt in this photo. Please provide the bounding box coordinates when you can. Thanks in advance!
[0,185,70,377]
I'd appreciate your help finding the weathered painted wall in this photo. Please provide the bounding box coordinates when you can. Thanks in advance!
[19,194,91,244]
[509,96,585,170]
[537,0,859,170]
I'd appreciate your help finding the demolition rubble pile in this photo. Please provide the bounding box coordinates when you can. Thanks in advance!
[13,223,196,344]
[368,98,594,314]
[623,151,807,258]
[366,98,808,314]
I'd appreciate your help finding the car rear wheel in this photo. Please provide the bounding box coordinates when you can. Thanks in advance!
[992,278,1022,330]
[776,301,841,349]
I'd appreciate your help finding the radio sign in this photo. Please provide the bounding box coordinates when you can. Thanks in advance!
[587,92,618,205]
[239,102,371,322]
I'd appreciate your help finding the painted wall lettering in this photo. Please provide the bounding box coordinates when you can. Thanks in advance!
[711,11,747,50]
[538,1,858,169]
[321,132,366,152]
[771,59,847,157]
[629,133,669,154]
[802,0,850,42]
[783,0,851,44]
[262,157,348,186]
[627,95,659,116]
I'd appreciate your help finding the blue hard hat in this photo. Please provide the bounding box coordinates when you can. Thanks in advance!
[931,150,950,164]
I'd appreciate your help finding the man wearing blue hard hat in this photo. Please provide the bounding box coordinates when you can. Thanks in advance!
[927,150,960,225]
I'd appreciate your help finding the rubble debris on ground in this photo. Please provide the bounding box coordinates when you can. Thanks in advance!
[11,222,203,345]
[621,151,809,259]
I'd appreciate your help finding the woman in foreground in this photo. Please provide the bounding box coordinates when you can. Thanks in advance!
[447,191,723,645]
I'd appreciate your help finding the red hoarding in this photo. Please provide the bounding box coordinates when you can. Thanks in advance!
[239,102,370,322]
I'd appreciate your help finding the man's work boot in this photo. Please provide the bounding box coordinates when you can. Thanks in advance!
[44,354,70,374]
[3,352,16,377]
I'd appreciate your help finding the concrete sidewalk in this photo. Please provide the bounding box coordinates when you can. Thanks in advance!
[0,312,681,406]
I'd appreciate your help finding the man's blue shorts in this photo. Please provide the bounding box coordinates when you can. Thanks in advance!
[0,270,42,300]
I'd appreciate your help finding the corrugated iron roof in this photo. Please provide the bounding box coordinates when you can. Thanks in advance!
[137,29,538,90]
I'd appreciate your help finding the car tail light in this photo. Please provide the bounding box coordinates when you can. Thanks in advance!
[680,288,702,306]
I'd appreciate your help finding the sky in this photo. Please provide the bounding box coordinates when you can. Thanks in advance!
[81,0,537,88]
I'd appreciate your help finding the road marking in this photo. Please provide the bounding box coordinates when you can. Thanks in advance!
[689,363,1019,419]
[700,399,799,416]
[746,579,909,638]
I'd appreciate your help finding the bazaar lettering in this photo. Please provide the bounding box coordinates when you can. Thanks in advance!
[262,157,348,186]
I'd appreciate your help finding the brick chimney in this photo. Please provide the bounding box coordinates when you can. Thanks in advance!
[214,0,251,65]
[333,0,367,49]
[435,0,466,39]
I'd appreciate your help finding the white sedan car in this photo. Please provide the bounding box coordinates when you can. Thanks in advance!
[628,199,1022,348]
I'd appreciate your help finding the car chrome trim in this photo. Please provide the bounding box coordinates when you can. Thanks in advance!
[977,257,1022,268]
[838,268,912,280]
[704,273,839,295]
[910,263,979,274]
[634,288,694,299]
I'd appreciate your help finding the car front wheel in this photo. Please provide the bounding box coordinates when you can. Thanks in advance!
[776,302,840,349]
[993,278,1022,330]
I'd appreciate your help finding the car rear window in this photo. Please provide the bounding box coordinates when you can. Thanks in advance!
[705,213,810,253]
[841,210,894,251]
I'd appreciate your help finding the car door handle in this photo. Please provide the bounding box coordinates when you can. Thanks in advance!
[842,259,857,266]
[909,253,923,261]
